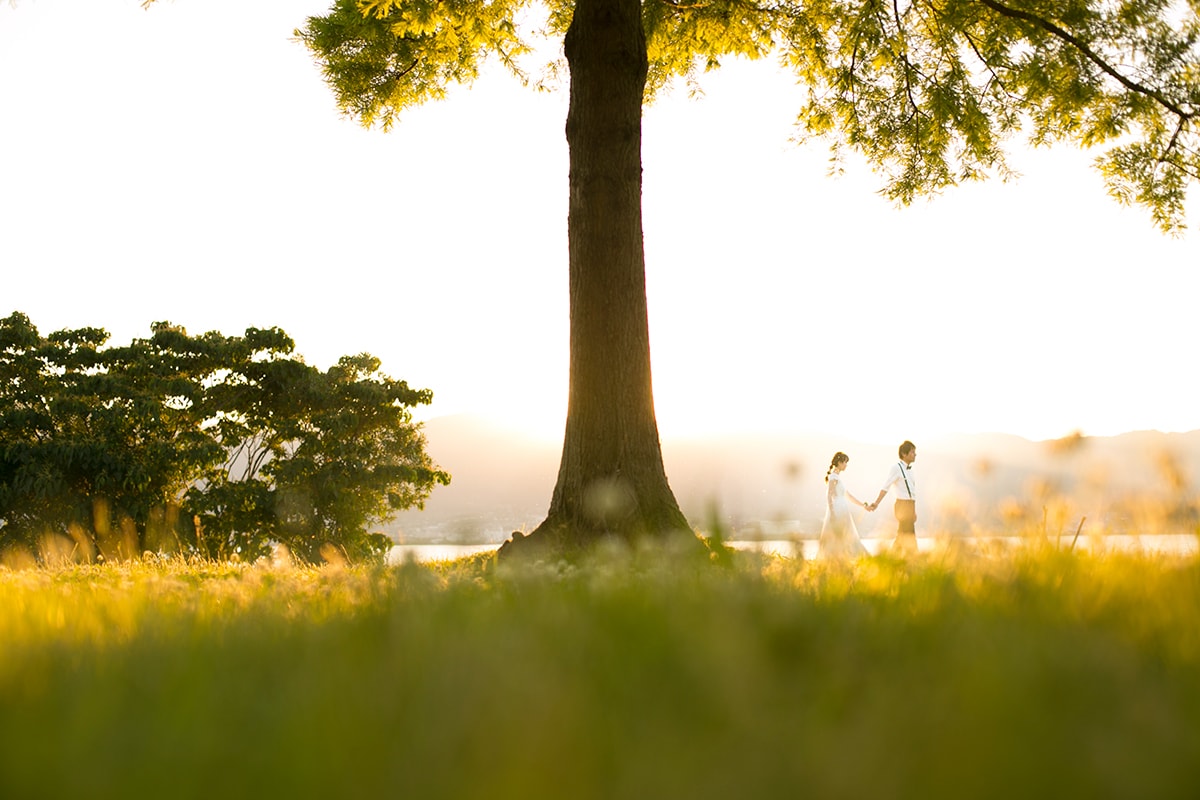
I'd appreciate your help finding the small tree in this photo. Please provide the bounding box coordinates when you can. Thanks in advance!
[190,349,450,562]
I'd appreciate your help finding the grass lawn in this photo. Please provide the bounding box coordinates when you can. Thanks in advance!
[2,541,1199,799]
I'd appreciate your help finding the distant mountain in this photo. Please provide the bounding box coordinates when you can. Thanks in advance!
[387,415,1200,543]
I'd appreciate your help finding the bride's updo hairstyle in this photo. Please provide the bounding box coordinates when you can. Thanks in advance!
[825,452,849,483]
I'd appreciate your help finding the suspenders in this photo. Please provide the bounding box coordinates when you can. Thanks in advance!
[899,462,913,499]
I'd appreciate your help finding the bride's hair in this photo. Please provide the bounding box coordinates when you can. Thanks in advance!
[825,452,848,483]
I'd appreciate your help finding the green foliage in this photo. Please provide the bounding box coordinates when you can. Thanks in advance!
[789,0,1200,231]
[1,547,1199,797]
[298,0,1200,230]
[0,313,228,558]
[297,0,533,129]
[640,0,780,94]
[0,312,449,564]
[190,349,451,562]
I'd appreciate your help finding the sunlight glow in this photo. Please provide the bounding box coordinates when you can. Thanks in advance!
[1,0,1197,446]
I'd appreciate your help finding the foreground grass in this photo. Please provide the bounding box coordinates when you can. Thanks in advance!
[2,544,1199,799]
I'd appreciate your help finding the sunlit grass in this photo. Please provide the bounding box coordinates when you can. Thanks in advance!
[2,542,1199,799]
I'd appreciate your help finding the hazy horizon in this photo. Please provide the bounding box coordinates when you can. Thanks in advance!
[423,410,1200,447]
[388,414,1200,544]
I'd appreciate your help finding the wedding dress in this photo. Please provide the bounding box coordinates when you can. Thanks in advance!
[819,472,867,558]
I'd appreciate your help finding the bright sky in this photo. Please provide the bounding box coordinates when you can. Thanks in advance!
[3,0,1198,446]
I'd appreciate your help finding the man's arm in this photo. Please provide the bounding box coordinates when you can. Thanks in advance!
[868,464,899,511]
[868,488,887,511]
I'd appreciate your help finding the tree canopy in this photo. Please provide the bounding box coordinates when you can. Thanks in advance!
[0,312,448,564]
[301,0,1200,232]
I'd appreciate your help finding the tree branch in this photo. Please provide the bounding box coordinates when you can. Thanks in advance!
[977,0,1195,121]
[891,0,921,122]
[961,26,1016,101]
[658,0,712,10]
[388,59,420,82]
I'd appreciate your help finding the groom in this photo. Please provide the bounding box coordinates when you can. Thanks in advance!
[867,441,918,553]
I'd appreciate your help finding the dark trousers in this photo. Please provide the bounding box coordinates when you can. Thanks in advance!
[892,499,917,552]
[894,499,916,535]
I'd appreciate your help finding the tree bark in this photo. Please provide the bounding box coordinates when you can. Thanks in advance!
[498,0,692,559]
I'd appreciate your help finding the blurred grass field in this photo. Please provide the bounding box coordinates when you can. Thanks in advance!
[2,542,1199,799]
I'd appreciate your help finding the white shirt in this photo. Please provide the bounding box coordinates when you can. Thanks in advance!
[881,461,916,500]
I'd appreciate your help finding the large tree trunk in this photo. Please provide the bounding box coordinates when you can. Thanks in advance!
[498,0,692,560]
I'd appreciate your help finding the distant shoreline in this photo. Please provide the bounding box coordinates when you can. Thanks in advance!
[388,533,1199,563]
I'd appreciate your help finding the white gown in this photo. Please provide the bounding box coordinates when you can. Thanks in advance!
[819,472,867,558]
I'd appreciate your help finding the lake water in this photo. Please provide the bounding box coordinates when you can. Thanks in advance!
[387,534,1198,564]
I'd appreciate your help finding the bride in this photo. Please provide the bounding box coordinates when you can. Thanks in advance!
[819,452,869,558]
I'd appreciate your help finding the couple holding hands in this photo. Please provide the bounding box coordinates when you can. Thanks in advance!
[819,440,918,558]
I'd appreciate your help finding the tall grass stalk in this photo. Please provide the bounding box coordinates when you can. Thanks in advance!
[2,545,1199,799]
